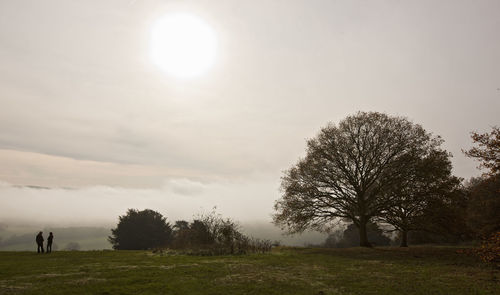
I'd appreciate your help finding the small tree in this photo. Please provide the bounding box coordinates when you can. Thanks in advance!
[464,126,500,176]
[108,209,173,250]
[274,112,443,247]
[172,220,190,249]
[379,150,461,247]
[188,220,214,246]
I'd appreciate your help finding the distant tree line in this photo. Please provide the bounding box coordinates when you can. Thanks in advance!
[274,112,499,248]
[108,209,273,255]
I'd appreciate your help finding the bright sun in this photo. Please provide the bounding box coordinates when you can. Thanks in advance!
[150,13,217,78]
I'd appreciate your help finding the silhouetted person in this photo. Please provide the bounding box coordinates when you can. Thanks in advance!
[36,231,44,253]
[46,232,54,253]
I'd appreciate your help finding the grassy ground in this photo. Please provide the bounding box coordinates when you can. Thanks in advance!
[0,247,497,295]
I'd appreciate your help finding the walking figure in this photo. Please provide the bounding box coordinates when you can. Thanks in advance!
[36,231,44,253]
[47,232,54,253]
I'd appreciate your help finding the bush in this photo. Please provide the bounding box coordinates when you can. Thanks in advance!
[457,231,500,268]
[109,209,173,250]
[475,232,500,267]
[170,210,272,255]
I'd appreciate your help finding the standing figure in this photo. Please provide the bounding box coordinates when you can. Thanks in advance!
[36,231,44,253]
[47,232,54,253]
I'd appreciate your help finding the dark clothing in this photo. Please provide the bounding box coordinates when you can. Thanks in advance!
[36,233,44,244]
[36,233,44,253]
[47,234,54,253]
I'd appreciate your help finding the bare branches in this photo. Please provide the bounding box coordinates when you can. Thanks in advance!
[464,126,500,176]
[273,112,446,247]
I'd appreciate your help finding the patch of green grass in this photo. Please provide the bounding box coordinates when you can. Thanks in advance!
[0,247,497,294]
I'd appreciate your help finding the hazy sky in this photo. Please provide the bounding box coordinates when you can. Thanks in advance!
[0,0,499,229]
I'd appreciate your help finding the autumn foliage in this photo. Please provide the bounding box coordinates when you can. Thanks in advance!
[464,126,500,176]
[458,232,500,268]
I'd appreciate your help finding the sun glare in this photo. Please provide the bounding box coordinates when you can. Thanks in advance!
[150,13,217,78]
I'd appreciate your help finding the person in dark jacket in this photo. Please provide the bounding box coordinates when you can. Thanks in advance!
[46,232,54,253]
[36,231,44,253]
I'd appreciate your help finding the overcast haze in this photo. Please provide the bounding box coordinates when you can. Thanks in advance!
[1,0,499,243]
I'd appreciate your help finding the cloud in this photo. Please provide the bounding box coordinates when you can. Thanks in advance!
[0,179,329,246]
[0,148,210,189]
[0,177,279,227]
[1,0,497,185]
[164,178,207,196]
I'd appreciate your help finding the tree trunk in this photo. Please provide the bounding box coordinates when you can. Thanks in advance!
[358,218,372,247]
[400,230,408,247]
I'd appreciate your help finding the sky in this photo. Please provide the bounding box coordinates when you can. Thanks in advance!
[0,0,499,238]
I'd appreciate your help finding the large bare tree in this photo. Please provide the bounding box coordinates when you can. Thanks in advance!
[273,112,443,247]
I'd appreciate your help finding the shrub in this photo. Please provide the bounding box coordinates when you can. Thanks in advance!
[170,210,272,255]
[108,209,173,250]
[457,231,500,268]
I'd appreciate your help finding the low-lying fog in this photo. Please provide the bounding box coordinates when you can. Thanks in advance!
[0,180,326,250]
